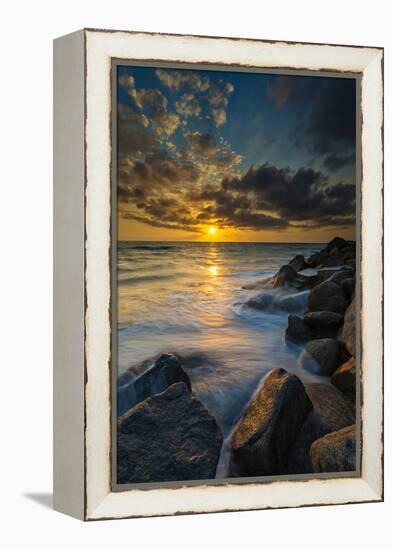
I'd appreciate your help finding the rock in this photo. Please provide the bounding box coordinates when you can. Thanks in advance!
[273,264,318,290]
[242,276,274,290]
[317,267,346,282]
[231,368,313,476]
[246,290,307,313]
[117,382,223,483]
[341,277,356,302]
[331,356,356,401]
[299,338,350,376]
[324,254,344,268]
[285,315,312,344]
[296,268,319,287]
[342,298,356,357]
[304,311,343,330]
[277,292,308,313]
[329,268,354,285]
[325,236,347,253]
[339,243,356,263]
[310,424,356,473]
[308,251,328,268]
[246,293,275,310]
[117,353,191,416]
[288,383,355,473]
[345,258,356,270]
[273,264,298,288]
[307,280,348,315]
[288,254,307,272]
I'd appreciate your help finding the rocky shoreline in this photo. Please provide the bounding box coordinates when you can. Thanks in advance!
[117,236,357,483]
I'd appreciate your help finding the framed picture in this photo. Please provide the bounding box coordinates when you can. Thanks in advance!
[53,29,383,520]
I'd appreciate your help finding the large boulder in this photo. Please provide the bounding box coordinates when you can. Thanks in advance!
[331,356,356,402]
[288,383,355,473]
[304,311,343,330]
[329,268,355,286]
[273,264,299,288]
[341,277,356,302]
[273,264,317,290]
[342,298,356,357]
[307,280,348,315]
[117,353,191,416]
[308,250,329,268]
[246,290,307,314]
[231,368,313,476]
[117,382,223,484]
[325,236,347,253]
[299,338,350,376]
[285,315,312,345]
[310,424,356,473]
[288,254,307,272]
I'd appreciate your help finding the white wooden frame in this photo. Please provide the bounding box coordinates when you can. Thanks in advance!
[53,28,383,521]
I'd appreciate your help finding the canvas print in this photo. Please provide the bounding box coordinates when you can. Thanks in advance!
[114,64,357,486]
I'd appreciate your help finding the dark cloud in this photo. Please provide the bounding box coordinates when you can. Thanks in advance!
[323,152,356,171]
[222,163,355,224]
[118,106,156,156]
[306,78,356,156]
[118,149,200,202]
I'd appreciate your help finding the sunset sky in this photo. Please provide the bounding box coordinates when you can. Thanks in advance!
[117,65,356,242]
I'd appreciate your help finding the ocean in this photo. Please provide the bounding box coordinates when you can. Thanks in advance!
[117,241,326,477]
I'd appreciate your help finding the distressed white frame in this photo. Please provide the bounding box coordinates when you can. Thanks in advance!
[55,29,384,521]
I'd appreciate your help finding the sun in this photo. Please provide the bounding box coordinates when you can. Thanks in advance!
[208,226,217,236]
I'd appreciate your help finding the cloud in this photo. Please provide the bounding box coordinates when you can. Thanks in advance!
[156,69,210,91]
[150,111,181,137]
[129,87,168,110]
[186,132,218,156]
[211,107,227,127]
[117,105,156,156]
[156,69,233,127]
[323,152,355,171]
[175,94,202,118]
[222,163,355,224]
[118,149,200,202]
[267,75,301,107]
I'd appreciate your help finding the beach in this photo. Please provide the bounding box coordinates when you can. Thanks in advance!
[117,238,356,482]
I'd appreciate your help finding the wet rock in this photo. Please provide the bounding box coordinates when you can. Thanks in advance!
[325,236,347,253]
[331,356,356,402]
[288,383,355,473]
[317,267,346,283]
[246,290,307,314]
[325,254,344,268]
[341,277,356,302]
[231,368,313,476]
[285,315,312,345]
[329,268,355,285]
[307,279,348,315]
[117,382,223,483]
[273,264,299,288]
[289,254,308,272]
[304,311,343,330]
[342,298,356,357]
[309,250,329,268]
[278,292,308,313]
[246,293,275,310]
[310,424,356,473]
[296,268,319,287]
[117,353,191,416]
[299,338,350,376]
